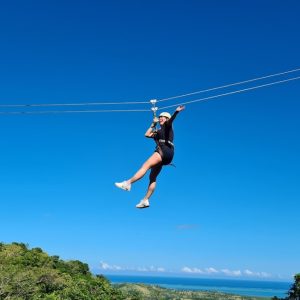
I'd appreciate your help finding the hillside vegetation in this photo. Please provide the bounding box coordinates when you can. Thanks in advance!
[0,242,122,299]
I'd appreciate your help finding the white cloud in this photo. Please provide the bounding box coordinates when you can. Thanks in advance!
[182,267,192,273]
[100,261,273,279]
[244,269,272,278]
[260,272,271,278]
[100,262,166,273]
[182,267,204,274]
[183,266,243,277]
[137,267,148,272]
[157,267,166,272]
[182,266,274,278]
[221,269,242,277]
[182,267,218,275]
[149,266,166,272]
[205,267,219,274]
[100,261,123,271]
[244,269,255,276]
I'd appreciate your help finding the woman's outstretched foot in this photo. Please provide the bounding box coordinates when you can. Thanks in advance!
[136,198,150,209]
[115,180,131,191]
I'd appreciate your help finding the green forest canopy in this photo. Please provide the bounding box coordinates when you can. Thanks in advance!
[0,242,123,300]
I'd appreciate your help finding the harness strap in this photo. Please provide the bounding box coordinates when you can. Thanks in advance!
[158,139,174,147]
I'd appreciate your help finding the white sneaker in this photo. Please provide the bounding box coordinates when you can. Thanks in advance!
[115,180,131,191]
[136,199,150,209]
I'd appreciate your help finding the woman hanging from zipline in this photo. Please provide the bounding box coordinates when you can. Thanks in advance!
[115,105,185,208]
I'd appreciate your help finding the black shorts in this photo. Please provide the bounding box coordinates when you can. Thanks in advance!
[155,145,174,165]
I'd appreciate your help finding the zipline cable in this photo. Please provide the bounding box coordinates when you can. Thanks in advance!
[158,75,300,110]
[0,109,150,115]
[2,75,299,114]
[0,69,299,114]
[158,67,300,103]
[0,100,149,108]
[0,68,299,109]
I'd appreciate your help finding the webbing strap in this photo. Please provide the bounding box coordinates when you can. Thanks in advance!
[158,139,174,147]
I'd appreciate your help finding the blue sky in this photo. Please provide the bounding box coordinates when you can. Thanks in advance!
[0,0,299,281]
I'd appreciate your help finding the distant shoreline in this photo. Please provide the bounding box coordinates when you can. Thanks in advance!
[114,283,272,300]
[105,274,290,298]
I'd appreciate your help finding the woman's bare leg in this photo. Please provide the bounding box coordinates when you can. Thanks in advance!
[128,152,162,184]
[144,164,162,200]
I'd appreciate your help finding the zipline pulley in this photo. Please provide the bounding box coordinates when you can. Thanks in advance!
[150,99,158,130]
[150,99,158,118]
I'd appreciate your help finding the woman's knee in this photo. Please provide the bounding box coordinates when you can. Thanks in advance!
[148,181,157,190]
[149,174,157,183]
[149,171,160,182]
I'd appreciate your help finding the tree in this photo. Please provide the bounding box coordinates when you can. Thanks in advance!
[0,242,125,299]
[287,274,300,300]
[272,274,300,300]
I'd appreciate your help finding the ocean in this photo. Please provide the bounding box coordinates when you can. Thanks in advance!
[106,275,291,298]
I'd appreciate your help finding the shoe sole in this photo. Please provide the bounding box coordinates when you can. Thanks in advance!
[136,205,150,209]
